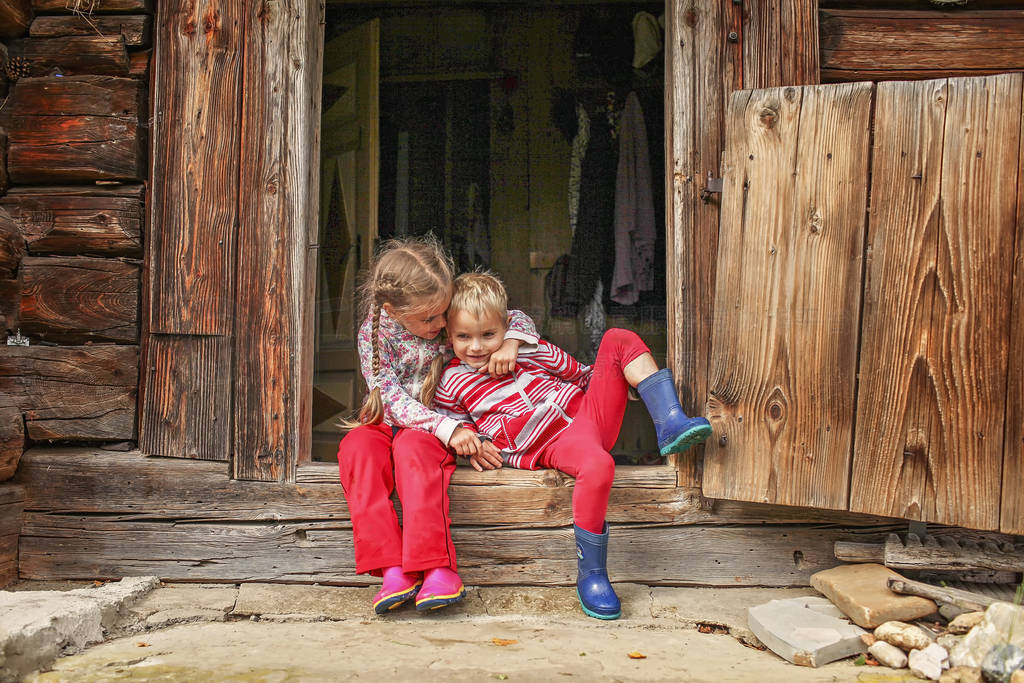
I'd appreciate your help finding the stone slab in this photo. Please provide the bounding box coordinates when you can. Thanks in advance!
[652,586,816,647]
[0,576,158,682]
[233,582,378,620]
[747,596,868,667]
[810,563,936,628]
[127,584,237,629]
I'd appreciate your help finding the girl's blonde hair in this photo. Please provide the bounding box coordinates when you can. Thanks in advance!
[419,271,509,406]
[341,235,455,429]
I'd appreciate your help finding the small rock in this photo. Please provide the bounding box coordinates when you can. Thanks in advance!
[1011,669,1024,683]
[869,640,908,668]
[910,643,949,681]
[951,603,1024,669]
[876,620,934,651]
[940,666,983,683]
[948,612,985,635]
[981,643,1024,683]
[942,604,969,622]
[938,634,964,653]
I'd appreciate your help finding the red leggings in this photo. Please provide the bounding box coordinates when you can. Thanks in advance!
[535,328,650,534]
[337,424,457,576]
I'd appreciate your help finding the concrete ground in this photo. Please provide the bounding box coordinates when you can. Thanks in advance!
[3,579,920,682]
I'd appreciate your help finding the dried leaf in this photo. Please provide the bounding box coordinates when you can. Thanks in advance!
[864,653,880,666]
[854,654,867,666]
[492,638,518,647]
[93,581,104,586]
[492,675,508,680]
[627,651,647,660]
[135,642,150,648]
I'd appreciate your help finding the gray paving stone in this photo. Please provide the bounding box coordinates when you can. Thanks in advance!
[747,595,868,667]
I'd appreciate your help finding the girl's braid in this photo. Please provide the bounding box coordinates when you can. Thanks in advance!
[370,304,382,379]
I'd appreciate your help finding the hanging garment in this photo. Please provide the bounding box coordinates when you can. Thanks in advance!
[610,92,656,306]
[568,102,591,236]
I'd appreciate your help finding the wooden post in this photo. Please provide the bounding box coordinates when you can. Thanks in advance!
[665,0,819,486]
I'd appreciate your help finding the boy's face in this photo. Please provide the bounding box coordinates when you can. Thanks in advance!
[448,309,507,370]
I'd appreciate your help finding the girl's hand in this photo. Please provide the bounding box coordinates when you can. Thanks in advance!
[469,441,503,471]
[482,338,519,378]
[449,427,481,457]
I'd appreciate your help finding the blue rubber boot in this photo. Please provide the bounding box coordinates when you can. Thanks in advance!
[636,368,712,456]
[574,523,620,620]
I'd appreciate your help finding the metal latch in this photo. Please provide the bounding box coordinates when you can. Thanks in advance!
[7,329,29,346]
[700,173,723,203]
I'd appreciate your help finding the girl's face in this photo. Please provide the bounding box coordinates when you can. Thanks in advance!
[385,296,449,340]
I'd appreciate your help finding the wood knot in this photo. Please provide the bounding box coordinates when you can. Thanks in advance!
[758,108,777,129]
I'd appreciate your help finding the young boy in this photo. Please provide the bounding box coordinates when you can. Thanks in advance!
[431,272,711,620]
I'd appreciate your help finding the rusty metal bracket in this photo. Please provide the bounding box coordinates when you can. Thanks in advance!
[700,173,723,203]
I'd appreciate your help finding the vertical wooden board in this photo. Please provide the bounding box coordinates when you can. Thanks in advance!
[666,0,743,487]
[234,0,318,481]
[930,74,1019,530]
[852,75,1021,531]
[743,0,819,89]
[1003,83,1024,535]
[706,82,872,510]
[140,335,230,460]
[850,79,947,522]
[148,0,242,335]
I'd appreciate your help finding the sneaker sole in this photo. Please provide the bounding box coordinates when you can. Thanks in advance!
[659,424,713,456]
[373,583,421,615]
[577,588,621,620]
[415,587,466,611]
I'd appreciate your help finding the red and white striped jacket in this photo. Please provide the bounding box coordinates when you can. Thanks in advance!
[433,340,592,469]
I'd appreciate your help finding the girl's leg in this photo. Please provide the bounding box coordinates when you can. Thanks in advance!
[391,428,458,573]
[337,424,403,576]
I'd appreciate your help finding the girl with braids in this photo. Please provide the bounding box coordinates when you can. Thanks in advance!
[337,236,539,614]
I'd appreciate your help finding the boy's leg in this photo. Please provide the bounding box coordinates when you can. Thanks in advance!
[337,424,402,576]
[537,426,615,534]
[576,328,651,451]
[392,428,458,573]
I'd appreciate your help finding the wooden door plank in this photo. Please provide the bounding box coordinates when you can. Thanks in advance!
[850,79,947,523]
[665,0,743,487]
[32,0,151,12]
[234,0,322,481]
[851,75,1021,530]
[7,35,129,76]
[139,335,230,461]
[147,0,242,335]
[30,14,151,46]
[706,82,872,510]
[1003,85,1024,536]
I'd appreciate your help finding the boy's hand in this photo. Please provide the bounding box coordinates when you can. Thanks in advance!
[449,427,481,457]
[481,338,520,378]
[468,440,503,471]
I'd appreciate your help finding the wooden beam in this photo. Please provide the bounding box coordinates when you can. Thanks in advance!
[821,10,1024,82]
[233,0,322,481]
[0,484,24,588]
[6,76,145,183]
[0,0,32,39]
[888,576,998,612]
[745,0,819,88]
[7,35,129,76]
[665,0,743,487]
[1,185,144,257]
[0,408,24,481]
[30,14,150,46]
[0,206,25,277]
[147,0,242,335]
[139,335,231,461]
[19,256,139,343]
[17,511,870,587]
[32,0,152,12]
[0,346,137,440]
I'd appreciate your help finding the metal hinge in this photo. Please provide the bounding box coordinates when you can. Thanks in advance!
[700,173,723,203]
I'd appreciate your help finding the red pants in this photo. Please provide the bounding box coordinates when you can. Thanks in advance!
[337,424,457,576]
[536,328,650,534]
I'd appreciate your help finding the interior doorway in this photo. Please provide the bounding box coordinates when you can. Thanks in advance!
[312,3,668,464]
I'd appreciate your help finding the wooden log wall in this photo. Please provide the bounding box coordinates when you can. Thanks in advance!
[0,484,24,588]
[0,1,152,498]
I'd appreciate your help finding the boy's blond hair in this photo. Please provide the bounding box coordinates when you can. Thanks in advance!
[449,271,508,323]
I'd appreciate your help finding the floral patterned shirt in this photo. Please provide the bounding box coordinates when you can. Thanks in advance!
[357,307,539,444]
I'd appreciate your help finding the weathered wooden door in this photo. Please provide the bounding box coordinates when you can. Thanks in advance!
[311,20,380,462]
[703,74,1024,534]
